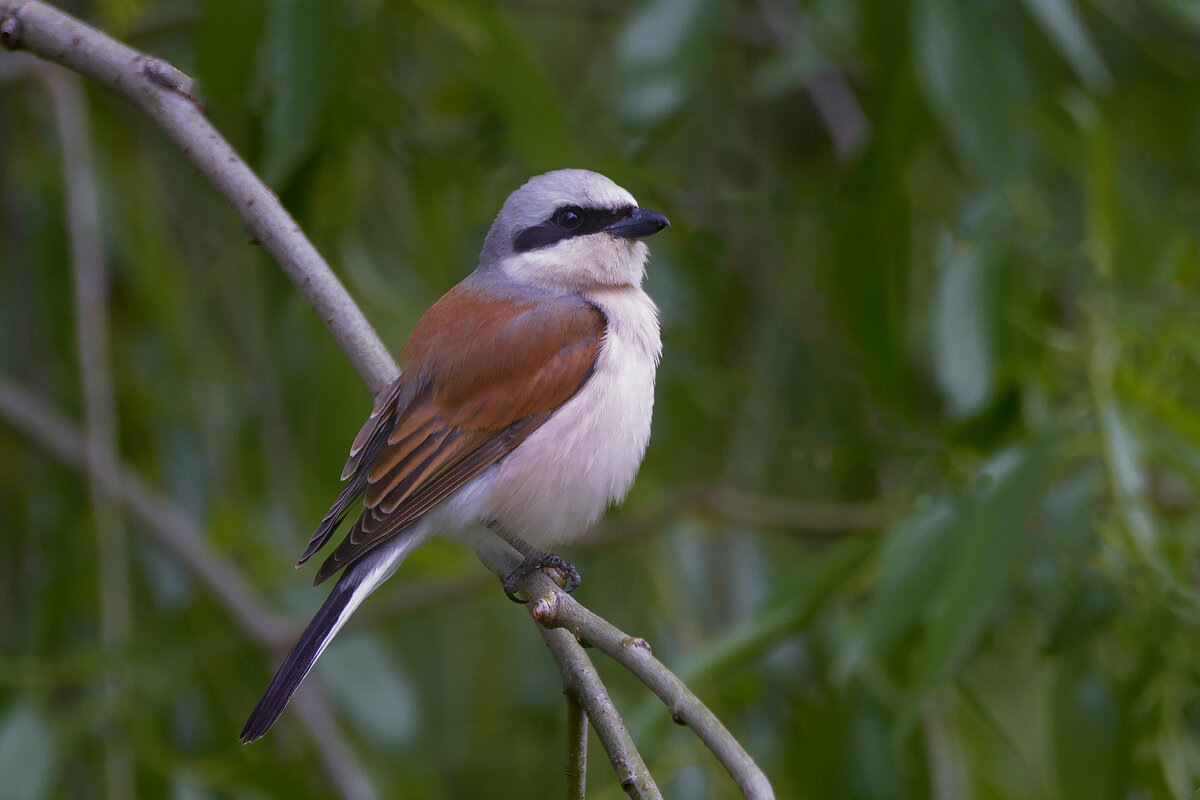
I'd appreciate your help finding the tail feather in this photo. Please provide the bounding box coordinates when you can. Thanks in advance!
[296,472,365,567]
[239,578,355,742]
[240,527,429,742]
[297,394,398,567]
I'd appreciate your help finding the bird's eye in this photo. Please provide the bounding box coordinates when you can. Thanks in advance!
[554,206,585,230]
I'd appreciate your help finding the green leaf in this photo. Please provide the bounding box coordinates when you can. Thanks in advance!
[912,0,1033,178]
[908,443,1053,705]
[676,537,874,686]
[415,0,573,168]
[254,0,333,187]
[931,231,996,419]
[1018,0,1111,91]
[1097,399,1159,562]
[615,0,721,128]
[0,701,57,800]
[836,500,957,681]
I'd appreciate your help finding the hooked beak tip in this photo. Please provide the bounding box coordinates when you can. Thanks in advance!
[605,208,670,240]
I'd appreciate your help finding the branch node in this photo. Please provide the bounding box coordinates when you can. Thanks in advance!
[670,707,688,726]
[620,635,652,655]
[0,10,24,50]
[531,592,561,624]
[0,3,775,792]
[134,55,199,105]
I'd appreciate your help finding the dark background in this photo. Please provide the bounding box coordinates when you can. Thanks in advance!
[3,0,1200,797]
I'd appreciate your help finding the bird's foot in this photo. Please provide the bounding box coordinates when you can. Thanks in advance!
[502,552,581,603]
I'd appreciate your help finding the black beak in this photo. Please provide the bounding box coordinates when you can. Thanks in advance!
[604,208,671,240]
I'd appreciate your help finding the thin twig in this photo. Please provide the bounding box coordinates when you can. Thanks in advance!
[525,573,776,800]
[41,64,135,800]
[0,4,776,796]
[542,627,660,800]
[564,689,588,800]
[0,377,382,798]
[0,0,398,396]
[0,377,296,647]
[291,689,378,800]
[699,485,893,532]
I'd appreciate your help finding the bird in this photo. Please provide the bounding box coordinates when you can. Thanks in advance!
[239,168,670,742]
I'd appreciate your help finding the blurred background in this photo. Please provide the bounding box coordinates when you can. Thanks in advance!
[3,0,1200,797]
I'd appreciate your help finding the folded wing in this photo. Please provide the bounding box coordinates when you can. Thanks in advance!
[298,284,606,584]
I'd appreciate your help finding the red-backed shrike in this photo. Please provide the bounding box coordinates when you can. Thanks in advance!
[240,169,669,741]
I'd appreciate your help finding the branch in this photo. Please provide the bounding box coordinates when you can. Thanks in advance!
[290,689,379,800]
[699,485,892,533]
[0,377,380,800]
[0,3,776,797]
[564,686,588,800]
[524,571,776,800]
[0,377,295,647]
[543,627,660,799]
[42,62,135,800]
[0,0,398,396]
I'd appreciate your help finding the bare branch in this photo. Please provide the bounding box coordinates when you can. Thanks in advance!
[699,485,893,533]
[542,627,660,800]
[525,573,776,800]
[468,538,775,798]
[41,63,135,800]
[0,377,381,798]
[564,689,588,800]
[0,0,398,396]
[291,689,379,800]
[0,377,296,649]
[46,66,129,650]
[0,4,776,797]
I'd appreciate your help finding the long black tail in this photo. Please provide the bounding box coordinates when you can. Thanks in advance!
[241,519,430,742]
[239,575,359,742]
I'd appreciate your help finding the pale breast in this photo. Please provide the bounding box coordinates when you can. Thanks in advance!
[483,286,661,546]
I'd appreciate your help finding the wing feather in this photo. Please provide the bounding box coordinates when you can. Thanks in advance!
[303,284,606,585]
[365,407,445,486]
[375,428,457,512]
[339,378,404,480]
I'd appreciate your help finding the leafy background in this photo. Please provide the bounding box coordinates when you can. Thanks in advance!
[3,0,1200,797]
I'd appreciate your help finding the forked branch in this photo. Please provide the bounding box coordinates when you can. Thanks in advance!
[0,3,775,797]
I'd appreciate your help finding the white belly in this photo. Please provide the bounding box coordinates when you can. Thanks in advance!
[482,286,661,546]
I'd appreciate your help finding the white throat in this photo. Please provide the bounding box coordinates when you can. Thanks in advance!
[480,283,661,545]
[498,235,651,291]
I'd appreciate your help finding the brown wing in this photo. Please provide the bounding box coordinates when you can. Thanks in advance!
[295,378,404,567]
[301,283,606,585]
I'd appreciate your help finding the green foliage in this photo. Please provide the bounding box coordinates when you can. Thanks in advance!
[4,0,1200,797]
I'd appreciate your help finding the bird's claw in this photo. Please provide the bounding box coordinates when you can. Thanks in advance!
[502,553,581,603]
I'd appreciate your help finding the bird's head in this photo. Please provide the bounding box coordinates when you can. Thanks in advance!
[480,169,670,291]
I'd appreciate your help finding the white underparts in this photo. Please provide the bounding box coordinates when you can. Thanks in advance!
[482,285,661,546]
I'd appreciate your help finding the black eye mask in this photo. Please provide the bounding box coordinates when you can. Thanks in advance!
[513,205,635,253]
